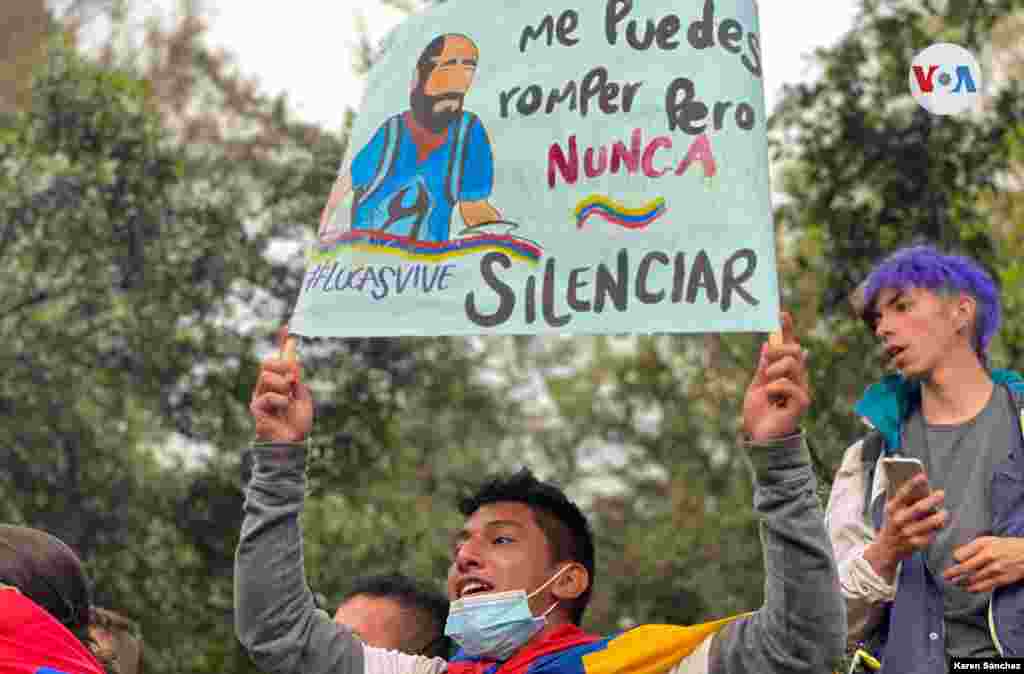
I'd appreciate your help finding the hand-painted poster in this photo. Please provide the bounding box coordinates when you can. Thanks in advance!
[291,0,780,336]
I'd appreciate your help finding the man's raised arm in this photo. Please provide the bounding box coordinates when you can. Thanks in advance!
[234,354,364,674]
[705,315,846,673]
[235,354,447,674]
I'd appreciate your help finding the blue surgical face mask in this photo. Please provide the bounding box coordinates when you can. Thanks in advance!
[444,565,570,661]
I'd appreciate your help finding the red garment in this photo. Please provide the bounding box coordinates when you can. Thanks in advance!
[404,111,450,163]
[0,590,104,674]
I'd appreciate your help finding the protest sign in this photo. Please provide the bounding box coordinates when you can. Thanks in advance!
[290,0,780,336]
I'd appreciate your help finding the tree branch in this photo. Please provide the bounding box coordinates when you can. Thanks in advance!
[1,290,51,321]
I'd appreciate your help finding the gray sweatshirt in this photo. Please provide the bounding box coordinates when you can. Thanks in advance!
[234,435,845,674]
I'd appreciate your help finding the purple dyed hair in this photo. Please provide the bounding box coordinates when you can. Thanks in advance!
[863,245,1001,357]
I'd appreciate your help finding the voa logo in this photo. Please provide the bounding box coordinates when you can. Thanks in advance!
[910,43,982,116]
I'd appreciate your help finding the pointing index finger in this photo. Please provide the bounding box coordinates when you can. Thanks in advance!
[780,311,795,345]
[278,324,297,362]
[283,336,297,362]
[767,312,794,348]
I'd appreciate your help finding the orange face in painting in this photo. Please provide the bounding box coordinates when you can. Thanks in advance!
[422,35,479,104]
[411,35,480,132]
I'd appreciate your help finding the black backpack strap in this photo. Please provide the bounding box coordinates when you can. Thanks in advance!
[861,430,885,521]
[352,115,402,220]
[855,429,893,661]
[445,111,472,206]
[1004,385,1024,462]
[1008,385,1024,428]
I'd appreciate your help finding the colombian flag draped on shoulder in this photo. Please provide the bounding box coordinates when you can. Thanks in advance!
[291,0,780,337]
[448,618,744,674]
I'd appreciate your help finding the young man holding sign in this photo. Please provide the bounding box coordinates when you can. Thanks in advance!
[825,245,1024,671]
[236,314,845,674]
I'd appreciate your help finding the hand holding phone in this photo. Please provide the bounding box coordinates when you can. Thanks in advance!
[882,457,932,503]
[865,457,946,578]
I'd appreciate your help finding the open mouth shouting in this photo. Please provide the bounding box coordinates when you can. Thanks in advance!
[456,578,495,598]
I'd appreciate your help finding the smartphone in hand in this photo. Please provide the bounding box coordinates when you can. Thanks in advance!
[881,456,932,503]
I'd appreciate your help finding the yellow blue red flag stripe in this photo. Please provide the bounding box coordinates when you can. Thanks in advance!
[316,229,543,265]
[574,196,667,230]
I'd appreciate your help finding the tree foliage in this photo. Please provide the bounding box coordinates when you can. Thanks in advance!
[771,0,1024,471]
[2,4,520,671]
[0,30,259,672]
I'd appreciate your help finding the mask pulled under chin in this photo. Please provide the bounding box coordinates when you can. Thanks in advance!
[445,566,570,661]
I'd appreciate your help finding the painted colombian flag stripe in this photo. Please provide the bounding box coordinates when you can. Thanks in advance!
[316,229,543,265]
[574,196,667,230]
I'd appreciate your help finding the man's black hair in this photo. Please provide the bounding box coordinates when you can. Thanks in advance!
[415,34,476,86]
[343,572,452,658]
[458,468,596,625]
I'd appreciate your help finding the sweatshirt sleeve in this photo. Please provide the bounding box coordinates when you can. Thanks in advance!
[703,434,847,674]
[233,442,446,674]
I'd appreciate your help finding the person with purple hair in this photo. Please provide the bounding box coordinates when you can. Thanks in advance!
[825,244,1024,671]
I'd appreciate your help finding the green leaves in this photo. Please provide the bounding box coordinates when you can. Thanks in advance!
[3,12,524,671]
[1,32,270,672]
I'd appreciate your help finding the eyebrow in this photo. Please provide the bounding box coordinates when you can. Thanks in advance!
[435,57,478,67]
[451,520,526,546]
[884,291,906,308]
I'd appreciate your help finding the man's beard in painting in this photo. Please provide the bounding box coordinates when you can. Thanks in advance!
[411,82,465,133]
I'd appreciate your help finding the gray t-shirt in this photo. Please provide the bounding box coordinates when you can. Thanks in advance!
[903,385,1018,659]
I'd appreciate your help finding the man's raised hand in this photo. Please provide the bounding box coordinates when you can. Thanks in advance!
[742,312,811,442]
[250,355,313,443]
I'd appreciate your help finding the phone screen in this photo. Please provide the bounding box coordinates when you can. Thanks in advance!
[883,458,931,502]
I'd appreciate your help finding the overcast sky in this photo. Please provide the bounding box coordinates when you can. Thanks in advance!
[100,1,862,132]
